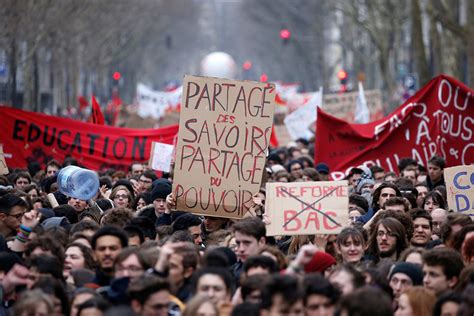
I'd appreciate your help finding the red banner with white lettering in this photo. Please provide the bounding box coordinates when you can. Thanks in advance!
[315,75,474,180]
[0,106,179,171]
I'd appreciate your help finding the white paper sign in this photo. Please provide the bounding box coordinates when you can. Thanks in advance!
[149,142,174,172]
[284,88,322,140]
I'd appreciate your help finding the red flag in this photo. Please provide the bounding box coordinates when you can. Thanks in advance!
[77,96,89,111]
[91,95,105,125]
[270,125,279,148]
[315,75,474,180]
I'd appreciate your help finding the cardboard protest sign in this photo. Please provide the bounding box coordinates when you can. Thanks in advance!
[0,145,9,175]
[149,141,174,173]
[265,181,349,236]
[0,106,178,171]
[316,75,474,180]
[173,75,275,218]
[444,165,474,216]
[322,89,384,122]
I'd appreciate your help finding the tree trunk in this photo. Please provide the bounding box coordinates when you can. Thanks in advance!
[467,1,474,86]
[411,0,430,84]
[7,38,18,108]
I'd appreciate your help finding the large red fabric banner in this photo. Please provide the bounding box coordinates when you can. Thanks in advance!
[315,75,474,180]
[0,106,179,171]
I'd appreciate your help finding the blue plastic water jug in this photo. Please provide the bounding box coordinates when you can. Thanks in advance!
[57,166,99,201]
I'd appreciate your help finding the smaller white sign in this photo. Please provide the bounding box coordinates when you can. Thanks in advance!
[149,142,174,173]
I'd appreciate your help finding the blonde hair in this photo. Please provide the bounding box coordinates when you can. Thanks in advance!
[183,294,218,316]
[13,289,54,315]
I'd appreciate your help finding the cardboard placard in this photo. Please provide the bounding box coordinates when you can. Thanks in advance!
[444,165,474,216]
[0,145,8,175]
[265,181,349,236]
[173,75,275,218]
[149,141,174,172]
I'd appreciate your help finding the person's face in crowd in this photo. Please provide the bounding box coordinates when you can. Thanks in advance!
[440,301,459,316]
[130,163,144,176]
[423,264,455,295]
[115,254,144,282]
[376,224,397,258]
[373,171,385,183]
[424,197,440,212]
[196,301,217,316]
[136,198,147,210]
[15,177,30,191]
[402,170,417,185]
[169,253,192,289]
[261,294,304,316]
[128,235,142,247]
[319,172,329,181]
[305,294,334,316]
[390,273,413,301]
[348,209,362,224]
[204,216,227,233]
[46,165,59,177]
[140,290,170,316]
[431,208,447,236]
[196,274,230,305]
[27,188,39,199]
[411,217,432,246]
[395,293,413,316]
[153,198,168,215]
[70,293,94,316]
[428,163,443,182]
[189,225,203,245]
[329,270,354,296]
[0,205,26,236]
[64,246,85,278]
[139,175,153,190]
[234,231,265,262]
[384,204,406,213]
[69,197,88,212]
[378,187,397,208]
[276,176,289,182]
[337,236,364,264]
[78,307,103,316]
[405,252,423,266]
[94,235,123,272]
[290,162,304,179]
[350,173,362,187]
[416,186,429,207]
[113,189,130,208]
[384,175,397,184]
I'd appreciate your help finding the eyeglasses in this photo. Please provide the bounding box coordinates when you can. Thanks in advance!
[114,194,129,200]
[2,212,25,220]
[377,231,396,238]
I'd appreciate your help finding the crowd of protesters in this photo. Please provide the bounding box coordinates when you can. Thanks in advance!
[0,138,473,316]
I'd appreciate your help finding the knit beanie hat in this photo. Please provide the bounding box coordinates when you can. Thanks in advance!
[304,251,337,273]
[388,262,423,285]
[151,178,172,201]
[42,216,71,230]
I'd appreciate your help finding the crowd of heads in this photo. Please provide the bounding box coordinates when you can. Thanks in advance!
[0,145,473,316]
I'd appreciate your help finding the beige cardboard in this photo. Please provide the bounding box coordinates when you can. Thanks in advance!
[173,75,275,218]
[323,89,383,121]
[444,165,474,216]
[0,145,8,175]
[266,181,349,236]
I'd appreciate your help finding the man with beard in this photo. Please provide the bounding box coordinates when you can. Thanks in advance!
[410,209,433,247]
[91,226,128,286]
[368,217,409,263]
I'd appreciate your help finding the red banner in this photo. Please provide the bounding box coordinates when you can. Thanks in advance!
[0,106,179,171]
[315,75,474,180]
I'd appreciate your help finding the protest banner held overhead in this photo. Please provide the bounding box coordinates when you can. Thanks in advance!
[265,181,349,236]
[316,75,474,180]
[0,106,179,171]
[444,165,474,216]
[173,75,276,219]
[149,141,175,173]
